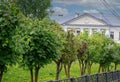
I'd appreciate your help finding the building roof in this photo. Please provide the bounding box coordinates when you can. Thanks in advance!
[54,13,120,27]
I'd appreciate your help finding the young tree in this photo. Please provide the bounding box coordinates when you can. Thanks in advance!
[77,41,88,75]
[62,31,78,78]
[42,18,65,80]
[85,33,104,74]
[22,19,61,82]
[112,44,120,70]
[0,2,21,82]
[16,0,51,19]
[94,35,116,72]
[76,31,88,75]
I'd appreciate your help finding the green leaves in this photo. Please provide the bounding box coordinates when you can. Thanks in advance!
[16,0,51,19]
[77,31,119,70]
[21,18,62,69]
[0,1,62,82]
[0,1,21,74]
[62,31,78,64]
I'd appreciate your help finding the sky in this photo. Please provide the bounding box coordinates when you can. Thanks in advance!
[51,0,120,19]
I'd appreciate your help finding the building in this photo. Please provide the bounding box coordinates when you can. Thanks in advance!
[55,13,120,43]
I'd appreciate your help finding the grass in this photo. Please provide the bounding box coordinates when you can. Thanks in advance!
[2,61,120,82]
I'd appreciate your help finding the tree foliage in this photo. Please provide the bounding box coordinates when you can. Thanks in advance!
[42,18,66,80]
[77,31,118,74]
[16,0,51,19]
[62,31,78,78]
[0,1,21,82]
[76,32,88,75]
[95,36,117,72]
[113,44,120,70]
[21,19,61,82]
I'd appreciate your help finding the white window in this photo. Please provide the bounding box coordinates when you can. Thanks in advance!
[110,32,114,39]
[119,32,120,40]
[92,28,97,34]
[77,30,80,34]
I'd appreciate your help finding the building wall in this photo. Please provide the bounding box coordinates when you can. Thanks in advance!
[63,26,120,43]
[110,27,120,43]
[62,15,120,43]
[66,16,106,25]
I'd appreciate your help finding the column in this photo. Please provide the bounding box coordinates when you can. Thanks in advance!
[89,28,92,35]
[105,29,110,37]
[97,28,101,33]
[64,28,67,32]
[64,26,67,32]
[81,28,84,33]
[74,29,77,35]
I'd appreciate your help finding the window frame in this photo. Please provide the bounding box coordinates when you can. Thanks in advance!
[110,31,114,39]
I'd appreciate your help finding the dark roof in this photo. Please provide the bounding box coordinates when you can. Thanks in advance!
[53,13,120,27]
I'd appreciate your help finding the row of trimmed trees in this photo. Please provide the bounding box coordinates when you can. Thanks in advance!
[77,32,120,75]
[0,1,62,82]
[54,30,120,80]
[0,1,120,82]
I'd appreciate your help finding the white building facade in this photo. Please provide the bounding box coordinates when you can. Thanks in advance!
[57,13,120,43]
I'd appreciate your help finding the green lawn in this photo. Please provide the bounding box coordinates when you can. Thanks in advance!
[2,61,120,82]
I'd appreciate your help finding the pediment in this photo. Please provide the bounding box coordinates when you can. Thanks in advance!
[64,14,108,25]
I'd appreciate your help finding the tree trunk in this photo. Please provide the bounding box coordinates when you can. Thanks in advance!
[0,71,3,82]
[81,61,85,75]
[0,65,5,82]
[114,63,117,70]
[107,66,110,72]
[67,64,71,78]
[102,67,105,72]
[84,62,87,75]
[35,66,40,82]
[30,68,33,82]
[64,65,68,78]
[87,62,92,75]
[55,62,62,80]
[98,64,101,73]
[78,60,82,75]
[64,62,72,78]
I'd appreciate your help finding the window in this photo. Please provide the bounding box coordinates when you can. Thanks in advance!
[101,29,105,35]
[77,30,80,34]
[119,32,120,40]
[84,28,89,34]
[110,32,114,39]
[92,28,97,34]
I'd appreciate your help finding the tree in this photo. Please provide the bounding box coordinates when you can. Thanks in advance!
[77,32,115,75]
[94,35,116,72]
[22,19,61,82]
[76,31,88,75]
[16,0,51,19]
[62,31,78,78]
[113,44,120,70]
[85,33,104,74]
[0,1,21,82]
[42,18,65,80]
[77,41,88,75]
